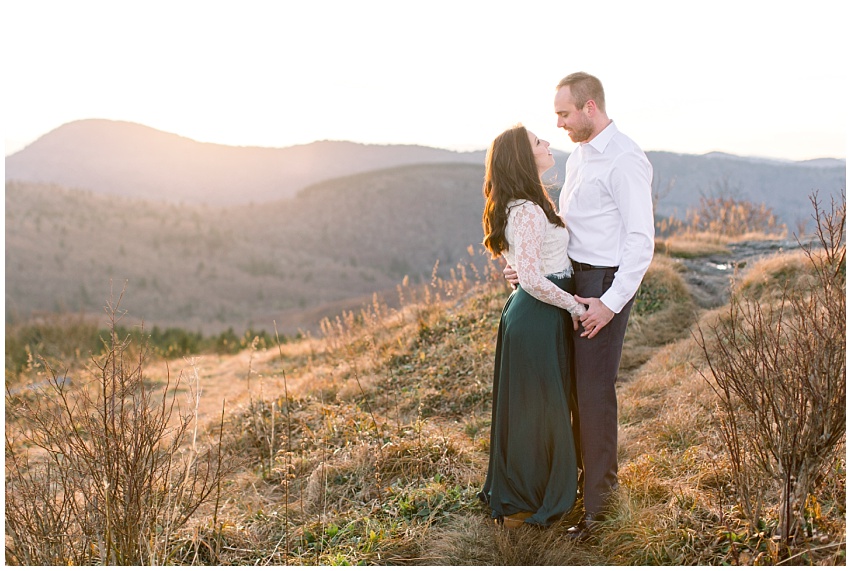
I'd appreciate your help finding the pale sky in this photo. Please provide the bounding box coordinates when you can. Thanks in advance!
[3,0,848,161]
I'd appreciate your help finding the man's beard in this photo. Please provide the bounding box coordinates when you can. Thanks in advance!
[568,118,595,143]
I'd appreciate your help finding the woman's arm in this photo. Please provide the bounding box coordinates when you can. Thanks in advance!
[510,202,586,317]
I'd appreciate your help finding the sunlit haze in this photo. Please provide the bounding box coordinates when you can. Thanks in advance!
[4,0,848,161]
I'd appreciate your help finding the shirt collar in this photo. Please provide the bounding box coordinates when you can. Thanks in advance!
[583,120,618,153]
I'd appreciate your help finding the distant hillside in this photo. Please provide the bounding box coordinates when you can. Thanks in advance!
[4,119,487,204]
[5,163,489,334]
[5,119,844,229]
[645,151,846,232]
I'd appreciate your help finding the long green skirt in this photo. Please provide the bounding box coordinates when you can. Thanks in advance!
[478,274,578,527]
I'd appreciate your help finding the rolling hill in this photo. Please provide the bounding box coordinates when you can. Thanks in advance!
[5,163,490,334]
[4,119,489,204]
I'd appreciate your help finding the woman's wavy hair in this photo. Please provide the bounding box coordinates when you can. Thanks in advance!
[482,124,563,258]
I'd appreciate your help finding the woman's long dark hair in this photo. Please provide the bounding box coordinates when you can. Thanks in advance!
[482,124,563,258]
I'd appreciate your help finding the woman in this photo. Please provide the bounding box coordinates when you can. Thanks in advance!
[478,124,585,528]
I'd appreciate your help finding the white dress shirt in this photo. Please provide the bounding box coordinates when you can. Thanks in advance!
[559,121,655,314]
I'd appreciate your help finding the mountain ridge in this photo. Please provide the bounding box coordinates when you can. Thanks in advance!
[6,119,845,231]
[5,119,490,204]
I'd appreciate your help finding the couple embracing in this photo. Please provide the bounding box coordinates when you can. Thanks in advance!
[477,72,655,538]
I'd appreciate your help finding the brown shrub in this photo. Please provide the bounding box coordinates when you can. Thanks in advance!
[696,192,845,547]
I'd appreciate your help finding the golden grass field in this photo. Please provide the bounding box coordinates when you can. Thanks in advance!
[6,221,846,564]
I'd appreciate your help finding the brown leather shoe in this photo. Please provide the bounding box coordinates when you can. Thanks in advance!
[502,511,534,529]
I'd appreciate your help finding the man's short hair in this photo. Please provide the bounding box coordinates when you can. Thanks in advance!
[557,72,606,113]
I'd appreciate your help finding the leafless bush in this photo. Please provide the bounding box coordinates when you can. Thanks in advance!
[696,192,845,547]
[657,194,787,239]
[5,288,230,565]
[686,194,787,237]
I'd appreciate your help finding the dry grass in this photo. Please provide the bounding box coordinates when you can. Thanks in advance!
[735,250,812,300]
[655,230,793,259]
[655,232,733,258]
[204,240,842,565]
[6,230,845,565]
[620,254,696,374]
[420,512,602,565]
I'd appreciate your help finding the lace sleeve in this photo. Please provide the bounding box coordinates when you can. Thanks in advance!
[510,202,586,317]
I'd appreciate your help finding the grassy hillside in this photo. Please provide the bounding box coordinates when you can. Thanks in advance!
[7,230,844,564]
[5,163,487,334]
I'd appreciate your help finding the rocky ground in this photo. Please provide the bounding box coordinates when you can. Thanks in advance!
[676,239,806,309]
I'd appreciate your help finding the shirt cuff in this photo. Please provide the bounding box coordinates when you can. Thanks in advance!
[600,290,627,314]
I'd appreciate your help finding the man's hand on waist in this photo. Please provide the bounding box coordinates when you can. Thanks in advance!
[574,295,614,339]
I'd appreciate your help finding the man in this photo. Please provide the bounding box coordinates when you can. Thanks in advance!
[505,72,655,537]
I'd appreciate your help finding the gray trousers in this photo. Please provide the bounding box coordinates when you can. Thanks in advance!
[570,266,634,517]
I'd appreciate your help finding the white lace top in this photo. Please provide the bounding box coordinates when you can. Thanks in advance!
[503,200,586,317]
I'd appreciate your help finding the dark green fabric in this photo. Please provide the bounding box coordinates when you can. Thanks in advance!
[478,274,578,526]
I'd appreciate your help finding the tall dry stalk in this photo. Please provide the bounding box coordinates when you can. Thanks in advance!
[273,320,292,563]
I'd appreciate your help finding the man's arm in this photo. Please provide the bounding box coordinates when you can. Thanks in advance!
[598,151,655,314]
[577,151,654,339]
